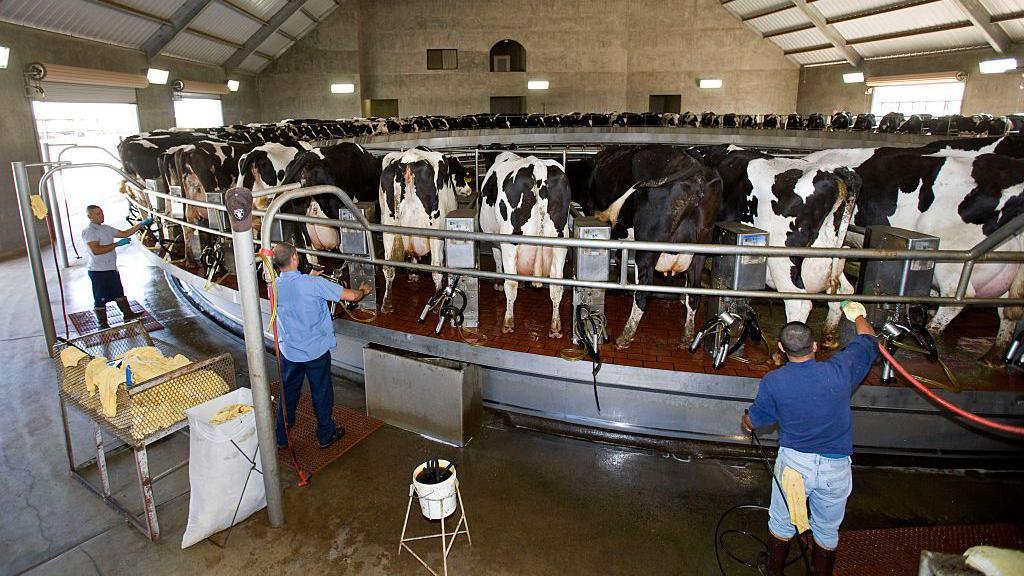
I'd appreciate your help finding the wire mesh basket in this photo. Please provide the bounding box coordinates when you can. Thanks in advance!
[53,320,234,446]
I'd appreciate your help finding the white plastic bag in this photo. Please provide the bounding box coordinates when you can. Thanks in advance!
[181,387,266,548]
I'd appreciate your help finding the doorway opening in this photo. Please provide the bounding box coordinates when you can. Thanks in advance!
[32,100,142,252]
[490,96,525,115]
[490,40,526,72]
[173,95,224,128]
[363,99,400,118]
[649,94,682,114]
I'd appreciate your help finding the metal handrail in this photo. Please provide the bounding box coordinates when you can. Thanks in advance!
[56,145,123,166]
[38,160,1024,308]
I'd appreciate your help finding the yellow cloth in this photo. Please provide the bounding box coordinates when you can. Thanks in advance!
[60,346,88,369]
[840,300,867,321]
[116,347,191,383]
[210,403,253,425]
[84,357,126,417]
[965,546,1024,576]
[30,195,48,220]
[781,466,811,534]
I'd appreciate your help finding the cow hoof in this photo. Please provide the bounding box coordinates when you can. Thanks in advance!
[771,350,786,366]
[615,337,633,350]
[502,320,515,334]
[408,274,420,283]
[380,302,394,315]
[549,330,562,339]
[531,282,543,288]
[822,334,840,350]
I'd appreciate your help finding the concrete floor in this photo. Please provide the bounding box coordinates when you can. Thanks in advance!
[3,237,1024,576]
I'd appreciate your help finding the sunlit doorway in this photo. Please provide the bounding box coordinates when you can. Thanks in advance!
[173,95,224,128]
[32,100,142,263]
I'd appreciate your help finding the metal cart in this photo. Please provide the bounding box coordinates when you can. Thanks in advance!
[52,320,235,541]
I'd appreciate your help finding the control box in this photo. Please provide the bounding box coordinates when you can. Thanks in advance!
[445,209,479,328]
[858,225,939,326]
[707,223,769,352]
[167,185,186,219]
[205,192,228,232]
[572,214,611,346]
[339,202,377,311]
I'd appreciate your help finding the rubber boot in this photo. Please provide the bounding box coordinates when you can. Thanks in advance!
[812,544,837,576]
[94,307,109,329]
[115,297,144,323]
[757,534,791,576]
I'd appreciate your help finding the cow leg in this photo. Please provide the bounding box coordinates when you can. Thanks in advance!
[380,232,398,314]
[491,245,504,291]
[979,309,1017,368]
[430,236,444,292]
[547,247,568,339]
[501,245,518,333]
[822,273,855,350]
[679,255,706,347]
[926,305,964,335]
[616,252,655,349]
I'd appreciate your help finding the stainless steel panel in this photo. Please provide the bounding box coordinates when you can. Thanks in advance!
[168,185,185,220]
[348,262,377,311]
[711,222,769,291]
[860,225,940,325]
[572,216,611,345]
[444,209,478,269]
[206,192,228,232]
[363,345,483,447]
[339,202,375,256]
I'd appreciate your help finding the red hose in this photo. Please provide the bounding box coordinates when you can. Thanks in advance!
[877,342,1024,436]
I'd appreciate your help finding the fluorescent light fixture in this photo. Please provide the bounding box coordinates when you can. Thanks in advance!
[330,83,355,94]
[0,46,9,70]
[979,58,1017,74]
[843,72,865,83]
[698,78,723,89]
[146,68,169,84]
[227,79,240,92]
[527,80,549,90]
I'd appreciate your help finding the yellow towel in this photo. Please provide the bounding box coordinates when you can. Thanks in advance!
[964,546,1024,576]
[60,346,88,369]
[210,403,253,425]
[84,357,126,417]
[30,195,48,220]
[116,347,191,383]
[781,466,811,534]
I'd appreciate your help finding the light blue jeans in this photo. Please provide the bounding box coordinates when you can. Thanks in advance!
[768,446,852,550]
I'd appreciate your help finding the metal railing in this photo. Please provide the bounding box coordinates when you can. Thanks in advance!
[21,160,1024,319]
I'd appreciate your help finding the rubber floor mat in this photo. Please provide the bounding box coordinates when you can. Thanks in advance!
[835,523,1024,575]
[276,396,382,479]
[69,301,164,336]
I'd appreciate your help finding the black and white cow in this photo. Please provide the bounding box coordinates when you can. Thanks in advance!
[587,145,724,348]
[479,152,571,337]
[803,145,1024,365]
[378,147,472,313]
[278,142,383,252]
[708,148,863,348]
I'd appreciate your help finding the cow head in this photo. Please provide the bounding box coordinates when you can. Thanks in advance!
[239,149,279,191]
[445,156,475,197]
[282,151,331,188]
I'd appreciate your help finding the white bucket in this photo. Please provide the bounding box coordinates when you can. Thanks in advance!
[412,460,458,520]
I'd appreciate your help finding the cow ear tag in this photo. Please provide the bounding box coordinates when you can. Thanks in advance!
[224,187,254,233]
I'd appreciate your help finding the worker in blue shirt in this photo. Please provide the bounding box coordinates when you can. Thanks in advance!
[272,242,370,449]
[742,301,877,576]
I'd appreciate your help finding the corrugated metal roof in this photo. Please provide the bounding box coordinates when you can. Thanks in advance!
[0,0,335,71]
[278,10,314,38]
[723,0,1024,65]
[0,0,162,50]
[191,1,263,45]
[163,30,238,64]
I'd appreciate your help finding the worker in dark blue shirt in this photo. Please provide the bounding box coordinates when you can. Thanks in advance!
[742,301,877,576]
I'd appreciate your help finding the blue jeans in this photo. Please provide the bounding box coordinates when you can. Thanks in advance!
[276,351,337,446]
[768,446,852,550]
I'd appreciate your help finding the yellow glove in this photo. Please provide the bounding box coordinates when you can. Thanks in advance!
[841,300,867,321]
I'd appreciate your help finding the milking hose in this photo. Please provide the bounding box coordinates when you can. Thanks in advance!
[877,342,1024,436]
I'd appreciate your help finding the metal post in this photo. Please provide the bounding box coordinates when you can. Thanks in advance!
[474,148,481,193]
[955,259,975,301]
[13,161,57,351]
[228,190,285,527]
[40,145,69,268]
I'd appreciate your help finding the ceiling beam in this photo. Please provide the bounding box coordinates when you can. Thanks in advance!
[784,20,976,54]
[992,10,1024,23]
[790,0,862,65]
[222,0,305,71]
[741,2,796,22]
[947,0,1012,54]
[82,0,168,26]
[764,0,944,39]
[142,0,214,59]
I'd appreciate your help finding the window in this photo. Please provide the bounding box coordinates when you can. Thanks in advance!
[490,40,526,72]
[173,95,224,128]
[490,96,524,114]
[427,49,458,70]
[870,82,964,117]
[649,94,681,114]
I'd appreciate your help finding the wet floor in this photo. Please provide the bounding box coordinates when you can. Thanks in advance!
[2,239,1023,575]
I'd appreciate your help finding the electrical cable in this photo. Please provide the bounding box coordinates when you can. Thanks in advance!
[877,342,1024,436]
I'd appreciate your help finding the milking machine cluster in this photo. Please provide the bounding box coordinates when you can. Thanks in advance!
[690,223,769,368]
[419,209,478,334]
[855,226,940,382]
[1004,324,1024,369]
[570,204,611,410]
[340,202,378,311]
